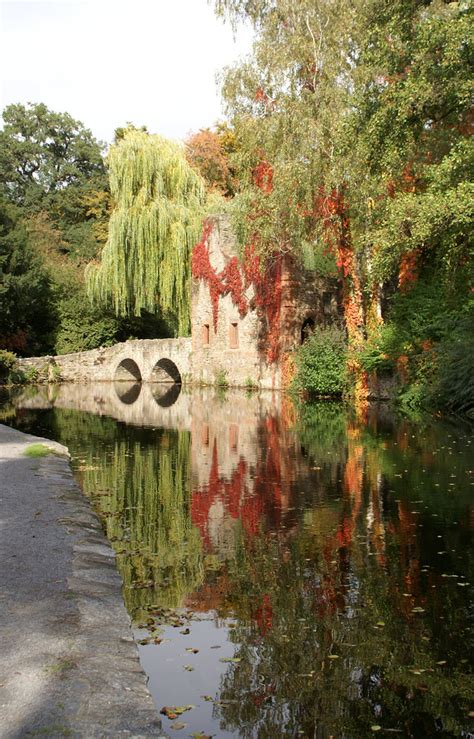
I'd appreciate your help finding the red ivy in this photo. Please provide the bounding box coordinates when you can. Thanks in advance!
[253,159,273,194]
[192,223,282,363]
[399,249,419,291]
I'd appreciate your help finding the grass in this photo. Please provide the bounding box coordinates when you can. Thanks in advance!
[24,444,55,458]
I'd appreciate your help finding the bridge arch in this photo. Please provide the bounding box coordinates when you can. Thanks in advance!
[115,358,142,382]
[150,357,181,384]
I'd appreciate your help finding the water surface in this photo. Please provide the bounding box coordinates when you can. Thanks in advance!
[2,384,473,737]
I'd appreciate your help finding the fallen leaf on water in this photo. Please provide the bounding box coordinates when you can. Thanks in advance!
[170,722,186,730]
[180,628,190,635]
[210,645,221,649]
[183,665,194,671]
[219,657,241,663]
[190,734,212,738]
[328,655,340,660]
[376,621,385,627]
[160,705,195,719]
[201,695,214,702]
[185,648,199,654]
[371,726,381,732]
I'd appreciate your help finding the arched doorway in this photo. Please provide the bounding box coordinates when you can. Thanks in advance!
[115,358,142,382]
[150,358,181,384]
[301,317,315,344]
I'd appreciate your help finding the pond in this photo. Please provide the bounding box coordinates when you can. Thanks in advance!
[1,383,473,737]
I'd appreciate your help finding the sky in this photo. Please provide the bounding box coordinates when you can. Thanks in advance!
[0,0,253,145]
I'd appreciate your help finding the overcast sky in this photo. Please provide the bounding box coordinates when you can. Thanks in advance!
[0,0,252,145]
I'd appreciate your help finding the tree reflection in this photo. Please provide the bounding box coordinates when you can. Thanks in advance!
[3,391,473,735]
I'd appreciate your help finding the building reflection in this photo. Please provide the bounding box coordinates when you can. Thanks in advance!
[8,383,474,735]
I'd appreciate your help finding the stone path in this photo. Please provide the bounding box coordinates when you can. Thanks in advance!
[0,424,165,738]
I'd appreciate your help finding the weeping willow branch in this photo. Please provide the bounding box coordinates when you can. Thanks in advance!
[86,130,205,334]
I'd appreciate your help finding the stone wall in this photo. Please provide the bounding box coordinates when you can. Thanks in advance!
[191,216,278,388]
[190,215,342,389]
[279,256,342,353]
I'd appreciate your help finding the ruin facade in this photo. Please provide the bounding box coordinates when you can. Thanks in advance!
[190,215,342,389]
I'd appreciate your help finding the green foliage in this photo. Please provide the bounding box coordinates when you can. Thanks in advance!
[22,366,39,384]
[52,285,120,355]
[0,102,125,357]
[87,129,205,334]
[0,102,107,261]
[0,350,19,382]
[428,310,474,418]
[294,326,348,397]
[0,196,53,354]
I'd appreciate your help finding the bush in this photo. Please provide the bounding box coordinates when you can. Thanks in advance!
[293,326,348,397]
[0,349,19,382]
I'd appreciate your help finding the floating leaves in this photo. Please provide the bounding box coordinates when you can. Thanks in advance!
[160,705,195,720]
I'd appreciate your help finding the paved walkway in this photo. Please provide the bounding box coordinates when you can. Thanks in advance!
[0,424,165,738]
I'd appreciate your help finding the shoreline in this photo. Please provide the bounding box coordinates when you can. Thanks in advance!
[0,423,165,738]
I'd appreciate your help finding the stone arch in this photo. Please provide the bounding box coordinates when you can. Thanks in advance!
[150,358,181,384]
[115,358,142,382]
[114,380,142,405]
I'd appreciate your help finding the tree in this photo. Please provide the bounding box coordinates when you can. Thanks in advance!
[0,196,52,354]
[185,123,236,196]
[86,129,205,334]
[215,0,473,410]
[0,102,108,260]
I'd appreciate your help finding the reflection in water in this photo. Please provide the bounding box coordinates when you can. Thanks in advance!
[151,382,182,408]
[4,386,474,737]
[114,380,142,405]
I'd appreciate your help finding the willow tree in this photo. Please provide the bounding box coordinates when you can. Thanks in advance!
[86,129,205,334]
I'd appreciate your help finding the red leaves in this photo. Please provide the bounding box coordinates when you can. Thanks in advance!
[191,224,282,362]
[253,159,273,194]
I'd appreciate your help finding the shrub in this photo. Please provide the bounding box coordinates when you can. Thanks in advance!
[0,350,20,383]
[215,369,229,388]
[293,326,348,397]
